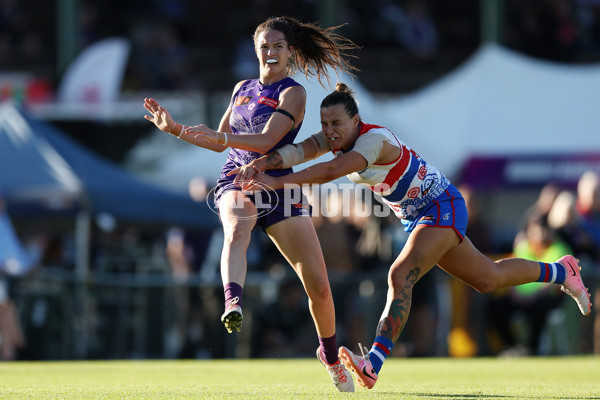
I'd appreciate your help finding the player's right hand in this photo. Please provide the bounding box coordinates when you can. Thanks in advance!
[143,98,175,133]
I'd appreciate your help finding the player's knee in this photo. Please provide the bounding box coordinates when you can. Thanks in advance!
[387,267,412,292]
[306,281,331,305]
[387,256,427,291]
[223,222,251,245]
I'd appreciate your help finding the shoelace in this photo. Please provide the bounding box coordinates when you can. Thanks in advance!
[358,343,370,359]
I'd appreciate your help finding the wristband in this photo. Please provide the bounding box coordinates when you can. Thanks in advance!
[178,125,185,139]
[222,132,228,147]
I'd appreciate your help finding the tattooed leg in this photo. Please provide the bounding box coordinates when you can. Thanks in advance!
[377,266,421,344]
[350,266,422,379]
[346,226,454,381]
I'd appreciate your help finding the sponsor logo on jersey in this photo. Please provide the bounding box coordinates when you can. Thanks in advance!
[418,164,427,180]
[234,96,253,106]
[258,96,279,108]
[407,187,420,198]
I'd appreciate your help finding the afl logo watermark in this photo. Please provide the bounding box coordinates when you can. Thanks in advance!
[206,182,279,220]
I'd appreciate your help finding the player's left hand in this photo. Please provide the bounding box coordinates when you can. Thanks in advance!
[245,172,279,192]
[230,163,262,189]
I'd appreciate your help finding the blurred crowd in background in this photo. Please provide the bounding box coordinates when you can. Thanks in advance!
[1,0,600,361]
[2,0,600,98]
[1,170,600,361]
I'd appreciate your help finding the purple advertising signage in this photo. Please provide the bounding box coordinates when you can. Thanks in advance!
[459,153,600,189]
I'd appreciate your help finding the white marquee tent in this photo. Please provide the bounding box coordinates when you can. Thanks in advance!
[129,44,600,190]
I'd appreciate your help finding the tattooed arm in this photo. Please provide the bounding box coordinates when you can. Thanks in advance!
[230,131,331,187]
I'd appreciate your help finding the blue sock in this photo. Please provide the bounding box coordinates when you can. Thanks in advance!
[368,336,394,374]
[537,262,566,284]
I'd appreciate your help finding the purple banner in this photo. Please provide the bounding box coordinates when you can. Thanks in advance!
[458,153,600,189]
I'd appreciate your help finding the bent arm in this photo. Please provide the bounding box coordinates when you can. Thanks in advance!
[183,85,306,154]
[250,131,331,172]
[269,151,367,189]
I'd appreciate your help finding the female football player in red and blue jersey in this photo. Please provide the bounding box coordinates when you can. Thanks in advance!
[144,17,358,392]
[229,82,592,389]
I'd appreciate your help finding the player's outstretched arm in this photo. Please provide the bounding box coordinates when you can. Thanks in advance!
[184,85,306,153]
[242,150,367,192]
[143,97,229,153]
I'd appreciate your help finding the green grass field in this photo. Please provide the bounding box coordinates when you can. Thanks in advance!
[0,357,599,399]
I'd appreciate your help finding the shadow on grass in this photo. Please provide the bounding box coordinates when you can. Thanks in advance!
[380,394,600,400]
[408,394,513,399]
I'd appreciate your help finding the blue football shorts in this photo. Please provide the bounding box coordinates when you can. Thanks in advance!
[401,184,468,241]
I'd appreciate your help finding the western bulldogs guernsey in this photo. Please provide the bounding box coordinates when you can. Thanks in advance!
[332,122,452,228]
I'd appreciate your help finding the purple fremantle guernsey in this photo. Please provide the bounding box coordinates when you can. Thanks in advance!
[215,77,304,204]
[221,77,302,177]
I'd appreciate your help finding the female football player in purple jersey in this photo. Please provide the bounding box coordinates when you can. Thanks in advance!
[144,17,358,391]
[228,83,592,390]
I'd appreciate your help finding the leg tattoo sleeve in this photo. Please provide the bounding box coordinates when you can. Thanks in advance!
[377,267,420,344]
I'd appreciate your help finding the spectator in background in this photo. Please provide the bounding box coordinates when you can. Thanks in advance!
[575,170,600,259]
[514,182,560,248]
[548,189,596,261]
[0,278,24,360]
[574,170,600,354]
[396,0,438,58]
[448,185,494,357]
[164,224,219,358]
[355,190,394,271]
[130,22,191,90]
[251,278,314,358]
[78,2,100,49]
[491,214,570,356]
[551,0,579,61]
[312,188,361,275]
[0,192,38,360]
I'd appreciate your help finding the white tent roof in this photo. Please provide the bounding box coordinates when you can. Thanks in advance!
[376,43,600,179]
[130,44,600,190]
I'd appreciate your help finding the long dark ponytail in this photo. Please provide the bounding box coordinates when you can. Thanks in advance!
[254,16,359,86]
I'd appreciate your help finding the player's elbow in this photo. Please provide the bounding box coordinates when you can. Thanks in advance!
[254,137,280,154]
[320,165,344,183]
[303,145,319,161]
